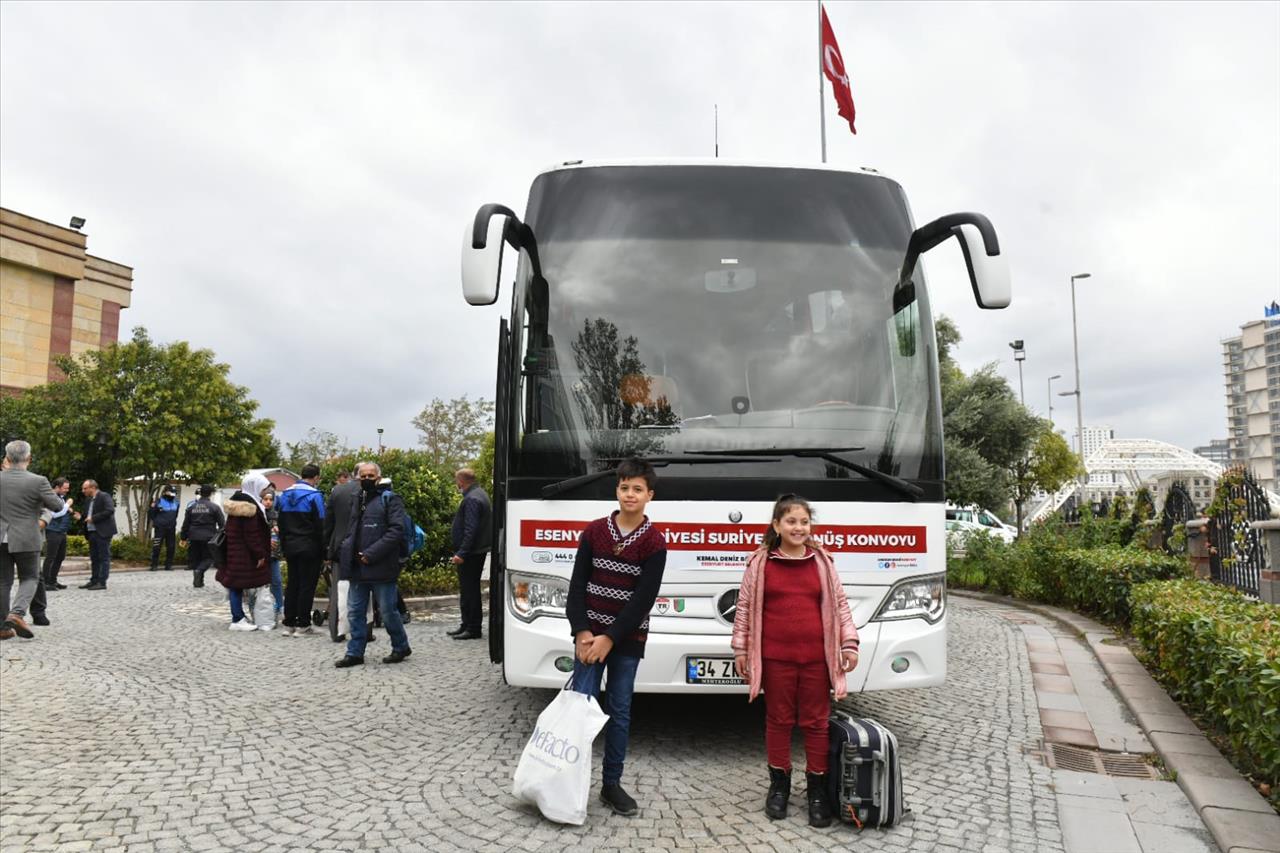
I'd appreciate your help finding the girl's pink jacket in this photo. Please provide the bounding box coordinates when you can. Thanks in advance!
[730,546,860,702]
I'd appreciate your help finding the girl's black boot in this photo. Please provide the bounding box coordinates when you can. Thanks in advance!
[806,772,833,827]
[765,766,791,820]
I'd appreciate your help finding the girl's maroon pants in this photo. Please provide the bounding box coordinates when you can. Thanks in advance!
[762,658,831,773]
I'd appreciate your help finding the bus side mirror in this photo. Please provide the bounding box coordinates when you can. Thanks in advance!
[898,212,1011,309]
[461,204,515,306]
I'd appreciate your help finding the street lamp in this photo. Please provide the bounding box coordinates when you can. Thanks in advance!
[1068,272,1091,492]
[376,427,384,453]
[1008,340,1026,405]
[1047,374,1062,428]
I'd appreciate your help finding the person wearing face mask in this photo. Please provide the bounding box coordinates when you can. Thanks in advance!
[333,462,411,668]
[276,464,326,637]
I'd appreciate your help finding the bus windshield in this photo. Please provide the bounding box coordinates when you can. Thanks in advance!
[511,165,943,485]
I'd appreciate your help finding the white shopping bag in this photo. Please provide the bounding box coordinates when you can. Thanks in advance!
[512,683,610,825]
[251,584,274,629]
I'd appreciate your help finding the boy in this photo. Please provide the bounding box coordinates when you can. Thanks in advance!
[565,458,667,817]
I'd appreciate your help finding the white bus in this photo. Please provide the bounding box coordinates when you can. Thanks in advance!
[460,160,1010,693]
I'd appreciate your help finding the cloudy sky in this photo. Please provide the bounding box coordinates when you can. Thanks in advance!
[2,1,1277,455]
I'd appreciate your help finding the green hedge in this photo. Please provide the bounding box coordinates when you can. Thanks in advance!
[947,527,1188,624]
[1130,579,1280,789]
[64,534,189,564]
[304,561,461,598]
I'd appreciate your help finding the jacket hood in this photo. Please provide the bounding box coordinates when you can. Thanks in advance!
[224,493,261,518]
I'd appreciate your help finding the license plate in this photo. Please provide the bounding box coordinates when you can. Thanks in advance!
[685,656,743,685]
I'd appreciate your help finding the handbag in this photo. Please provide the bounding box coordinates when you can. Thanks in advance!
[512,678,610,825]
[208,527,227,567]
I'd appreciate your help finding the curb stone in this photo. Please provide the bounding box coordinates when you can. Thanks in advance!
[952,589,1280,853]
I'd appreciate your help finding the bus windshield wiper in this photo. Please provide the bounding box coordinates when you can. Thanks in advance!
[687,447,925,501]
[540,455,781,499]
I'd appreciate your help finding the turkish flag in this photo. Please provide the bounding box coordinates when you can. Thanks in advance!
[821,6,856,135]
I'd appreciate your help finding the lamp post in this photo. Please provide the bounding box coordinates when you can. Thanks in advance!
[376,428,384,454]
[1067,272,1091,493]
[1008,340,1026,405]
[1047,374,1062,429]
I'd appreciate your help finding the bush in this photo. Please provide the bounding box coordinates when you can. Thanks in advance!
[319,449,460,569]
[1130,579,1280,790]
[949,518,1188,624]
[66,535,88,556]
[64,534,189,564]
[1046,547,1189,624]
[310,562,461,597]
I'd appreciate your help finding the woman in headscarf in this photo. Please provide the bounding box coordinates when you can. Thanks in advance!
[217,472,273,631]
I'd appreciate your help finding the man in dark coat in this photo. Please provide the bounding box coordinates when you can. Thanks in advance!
[79,479,117,590]
[448,468,491,640]
[324,468,360,563]
[148,487,180,571]
[181,484,225,588]
[277,464,326,635]
[334,462,410,668]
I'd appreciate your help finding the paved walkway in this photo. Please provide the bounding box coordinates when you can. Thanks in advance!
[0,573,1227,852]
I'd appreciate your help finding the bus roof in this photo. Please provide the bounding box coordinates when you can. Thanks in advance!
[536,158,902,186]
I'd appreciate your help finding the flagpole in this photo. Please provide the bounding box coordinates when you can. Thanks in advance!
[818,1,827,163]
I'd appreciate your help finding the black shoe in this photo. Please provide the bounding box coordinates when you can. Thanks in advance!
[79,582,96,589]
[446,624,467,636]
[334,655,364,668]
[600,783,638,816]
[193,576,204,589]
[54,583,68,590]
[382,648,412,664]
[149,566,159,572]
[451,630,482,640]
[85,582,106,590]
[164,567,174,571]
[765,766,791,820]
[32,614,50,627]
[805,772,832,828]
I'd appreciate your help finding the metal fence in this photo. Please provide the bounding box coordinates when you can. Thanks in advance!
[1207,468,1266,597]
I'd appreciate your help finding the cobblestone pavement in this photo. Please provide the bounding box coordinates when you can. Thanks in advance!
[0,573,1065,853]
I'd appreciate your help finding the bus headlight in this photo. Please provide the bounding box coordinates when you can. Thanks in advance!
[871,573,946,624]
[509,572,570,622]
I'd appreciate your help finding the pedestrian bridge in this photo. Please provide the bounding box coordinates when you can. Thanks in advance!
[1025,438,1278,524]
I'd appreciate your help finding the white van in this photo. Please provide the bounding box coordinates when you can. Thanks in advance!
[945,504,1016,543]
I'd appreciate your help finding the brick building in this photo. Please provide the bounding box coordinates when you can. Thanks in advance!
[0,207,133,394]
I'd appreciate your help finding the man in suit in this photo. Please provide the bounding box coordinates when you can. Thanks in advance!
[80,479,118,590]
[0,440,67,640]
[324,469,360,564]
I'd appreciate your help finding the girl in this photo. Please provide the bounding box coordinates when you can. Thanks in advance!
[217,473,273,631]
[262,489,284,624]
[731,494,859,827]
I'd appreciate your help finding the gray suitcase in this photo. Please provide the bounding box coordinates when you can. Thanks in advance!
[827,711,907,828]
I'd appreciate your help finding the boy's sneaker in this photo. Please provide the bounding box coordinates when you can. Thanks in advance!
[229,621,256,632]
[279,626,295,637]
[600,784,638,816]
[295,626,316,636]
[257,622,275,632]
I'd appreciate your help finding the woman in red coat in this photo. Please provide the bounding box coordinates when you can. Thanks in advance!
[217,472,273,631]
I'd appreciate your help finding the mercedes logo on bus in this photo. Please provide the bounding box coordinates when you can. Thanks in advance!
[716,589,739,624]
[728,510,742,523]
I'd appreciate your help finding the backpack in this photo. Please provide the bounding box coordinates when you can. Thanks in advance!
[381,491,426,558]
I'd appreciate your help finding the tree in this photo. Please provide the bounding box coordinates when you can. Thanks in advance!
[1010,427,1083,533]
[937,315,1042,513]
[411,395,494,472]
[472,431,495,496]
[0,327,275,540]
[284,427,351,471]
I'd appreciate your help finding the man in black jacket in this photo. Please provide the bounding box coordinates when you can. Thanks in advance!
[448,468,491,640]
[324,469,360,563]
[334,462,410,668]
[79,480,117,590]
[277,464,326,636]
[180,485,225,588]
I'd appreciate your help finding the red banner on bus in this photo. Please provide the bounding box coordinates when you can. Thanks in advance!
[519,519,926,553]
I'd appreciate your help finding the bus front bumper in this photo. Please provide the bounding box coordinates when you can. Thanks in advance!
[501,613,946,693]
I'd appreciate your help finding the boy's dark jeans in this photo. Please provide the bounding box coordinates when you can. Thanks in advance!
[571,652,641,786]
